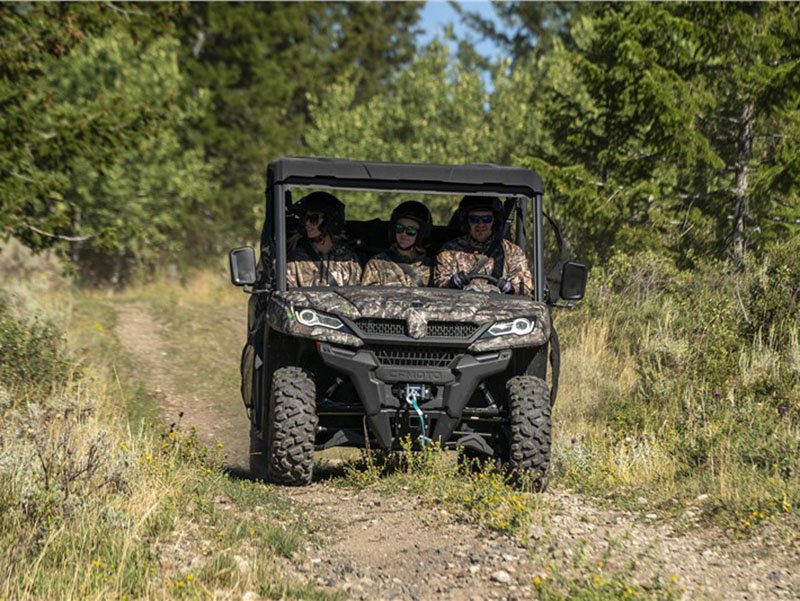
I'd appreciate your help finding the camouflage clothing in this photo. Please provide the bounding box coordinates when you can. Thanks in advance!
[435,235,533,295]
[286,240,362,287]
[361,245,433,287]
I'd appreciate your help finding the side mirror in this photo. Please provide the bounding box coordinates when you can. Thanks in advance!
[229,247,256,286]
[559,262,588,301]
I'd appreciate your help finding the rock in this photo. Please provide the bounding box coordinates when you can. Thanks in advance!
[645,513,658,520]
[637,497,648,505]
[242,592,260,601]
[469,565,481,575]
[233,555,250,574]
[491,570,512,584]
[529,526,544,540]
[747,582,761,593]
[696,494,709,502]
[310,557,322,565]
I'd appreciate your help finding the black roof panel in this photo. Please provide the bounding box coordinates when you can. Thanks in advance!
[268,156,543,196]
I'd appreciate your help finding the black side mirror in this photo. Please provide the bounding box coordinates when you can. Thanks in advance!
[559,262,588,301]
[229,247,256,286]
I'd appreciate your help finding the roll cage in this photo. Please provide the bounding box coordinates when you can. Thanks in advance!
[258,157,547,301]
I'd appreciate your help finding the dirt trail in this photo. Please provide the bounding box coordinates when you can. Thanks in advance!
[115,301,799,601]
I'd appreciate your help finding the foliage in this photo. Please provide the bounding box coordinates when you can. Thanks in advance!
[0,293,70,404]
[174,2,422,246]
[0,3,218,283]
[341,439,542,537]
[306,41,542,222]
[0,277,326,600]
[552,238,800,528]
[522,2,800,264]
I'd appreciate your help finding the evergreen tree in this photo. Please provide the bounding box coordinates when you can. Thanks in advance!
[0,3,216,282]
[174,2,422,239]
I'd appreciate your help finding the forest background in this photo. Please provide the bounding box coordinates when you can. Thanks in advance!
[3,1,799,280]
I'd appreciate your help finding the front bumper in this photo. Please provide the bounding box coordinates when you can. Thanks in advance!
[318,342,511,448]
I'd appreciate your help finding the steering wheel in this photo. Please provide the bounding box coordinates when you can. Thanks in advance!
[465,274,499,285]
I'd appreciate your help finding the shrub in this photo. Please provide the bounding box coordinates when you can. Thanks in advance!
[0,293,71,404]
[553,249,800,522]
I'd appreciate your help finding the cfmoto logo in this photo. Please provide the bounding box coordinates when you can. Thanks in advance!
[386,369,449,382]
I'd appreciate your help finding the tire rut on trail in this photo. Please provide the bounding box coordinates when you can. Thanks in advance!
[114,301,800,601]
[114,302,251,472]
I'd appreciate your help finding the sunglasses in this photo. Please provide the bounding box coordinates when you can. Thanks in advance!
[468,214,494,225]
[304,212,324,224]
[395,223,419,236]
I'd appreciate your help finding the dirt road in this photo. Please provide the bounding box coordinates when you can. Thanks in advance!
[115,301,799,601]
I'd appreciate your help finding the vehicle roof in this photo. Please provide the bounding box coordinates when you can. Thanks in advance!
[268,156,543,196]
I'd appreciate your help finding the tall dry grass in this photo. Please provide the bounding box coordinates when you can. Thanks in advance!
[0,248,333,600]
[550,244,799,531]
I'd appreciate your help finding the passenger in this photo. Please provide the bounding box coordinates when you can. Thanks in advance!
[435,195,533,295]
[361,200,433,287]
[286,191,362,287]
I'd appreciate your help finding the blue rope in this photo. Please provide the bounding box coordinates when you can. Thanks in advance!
[406,391,431,445]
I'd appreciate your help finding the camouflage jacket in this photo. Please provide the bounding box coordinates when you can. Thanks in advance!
[435,235,533,295]
[286,240,362,288]
[361,245,433,287]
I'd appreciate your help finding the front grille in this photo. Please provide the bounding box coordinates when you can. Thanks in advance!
[373,347,458,368]
[427,321,479,338]
[356,318,479,339]
[356,318,405,336]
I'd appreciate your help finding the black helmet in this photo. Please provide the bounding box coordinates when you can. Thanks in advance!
[295,191,345,236]
[458,195,503,232]
[389,200,432,245]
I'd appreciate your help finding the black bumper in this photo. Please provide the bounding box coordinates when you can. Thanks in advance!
[318,342,511,448]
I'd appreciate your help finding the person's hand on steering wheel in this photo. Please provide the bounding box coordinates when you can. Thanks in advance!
[496,277,514,294]
[449,271,470,289]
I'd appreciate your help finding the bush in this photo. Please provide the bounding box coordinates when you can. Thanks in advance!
[0,294,71,404]
[553,248,800,523]
[744,237,800,347]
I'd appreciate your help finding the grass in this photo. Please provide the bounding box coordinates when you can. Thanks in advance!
[549,247,800,536]
[0,251,333,600]
[337,439,550,537]
[2,236,798,598]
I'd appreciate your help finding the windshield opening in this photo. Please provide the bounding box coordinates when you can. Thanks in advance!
[276,186,534,294]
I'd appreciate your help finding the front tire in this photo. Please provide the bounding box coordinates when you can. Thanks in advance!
[504,375,551,490]
[258,367,317,485]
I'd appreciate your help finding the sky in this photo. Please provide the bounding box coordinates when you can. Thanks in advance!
[419,1,503,60]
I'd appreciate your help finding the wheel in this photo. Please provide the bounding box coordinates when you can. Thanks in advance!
[504,375,551,491]
[259,366,317,485]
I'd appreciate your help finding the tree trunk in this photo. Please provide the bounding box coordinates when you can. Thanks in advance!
[732,102,754,263]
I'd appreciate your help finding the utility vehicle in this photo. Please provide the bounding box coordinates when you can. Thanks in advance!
[230,157,587,487]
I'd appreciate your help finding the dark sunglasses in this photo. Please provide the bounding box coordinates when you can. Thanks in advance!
[304,212,324,224]
[394,223,419,236]
[468,214,494,225]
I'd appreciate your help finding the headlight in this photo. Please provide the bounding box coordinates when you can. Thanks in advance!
[295,308,346,331]
[486,317,535,337]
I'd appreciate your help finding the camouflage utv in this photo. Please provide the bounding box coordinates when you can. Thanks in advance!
[229,157,587,487]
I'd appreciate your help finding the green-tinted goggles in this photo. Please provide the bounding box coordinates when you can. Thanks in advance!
[394,223,419,236]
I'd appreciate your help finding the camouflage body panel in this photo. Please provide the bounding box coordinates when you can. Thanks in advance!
[361,246,433,287]
[266,294,365,347]
[435,235,534,296]
[286,242,362,288]
[266,287,550,350]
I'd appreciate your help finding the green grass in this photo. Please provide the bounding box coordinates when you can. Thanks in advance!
[0,266,335,600]
[549,245,800,534]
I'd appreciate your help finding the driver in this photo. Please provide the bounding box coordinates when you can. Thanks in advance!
[286,191,362,287]
[361,200,434,286]
[435,195,533,294]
